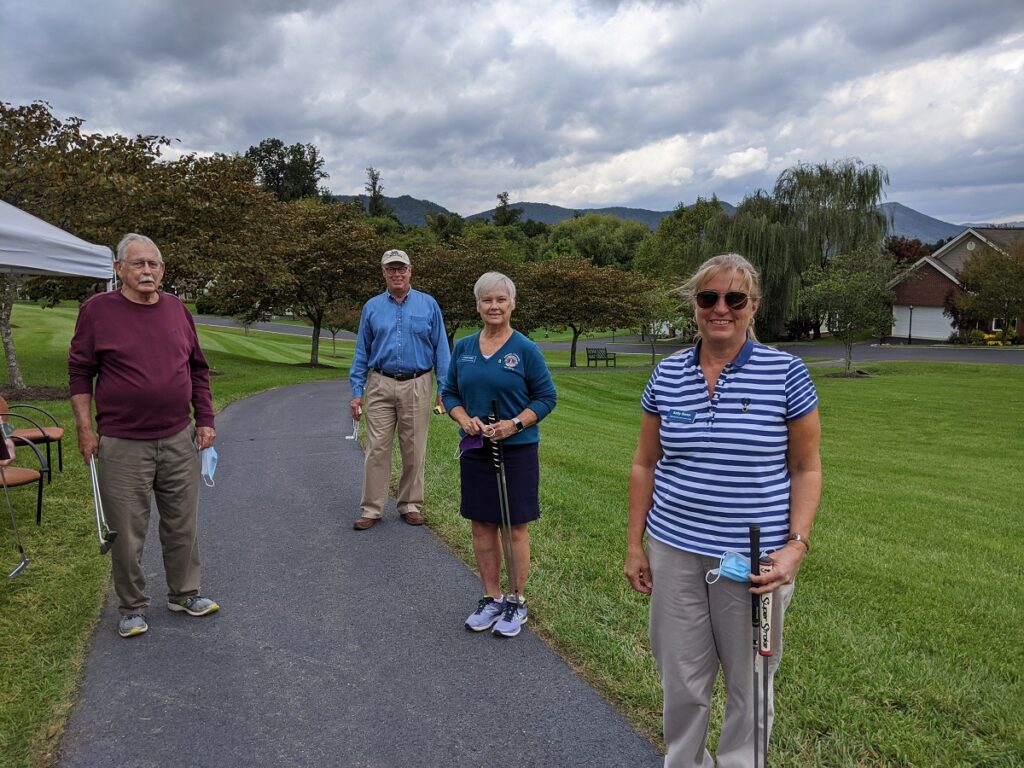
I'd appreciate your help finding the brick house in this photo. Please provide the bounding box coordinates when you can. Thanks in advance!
[888,227,1024,341]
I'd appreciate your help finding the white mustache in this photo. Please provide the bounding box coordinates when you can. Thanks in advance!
[139,276,155,284]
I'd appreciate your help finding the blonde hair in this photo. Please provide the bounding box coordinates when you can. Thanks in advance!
[681,253,761,341]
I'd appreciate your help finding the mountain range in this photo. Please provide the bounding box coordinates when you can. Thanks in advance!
[337,194,1016,244]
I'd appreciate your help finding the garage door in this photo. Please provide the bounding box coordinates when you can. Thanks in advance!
[892,305,955,341]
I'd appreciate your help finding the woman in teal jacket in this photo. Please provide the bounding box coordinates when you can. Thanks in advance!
[441,272,556,638]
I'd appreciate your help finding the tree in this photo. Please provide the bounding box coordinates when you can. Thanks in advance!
[636,286,686,365]
[634,196,728,279]
[244,138,330,202]
[885,235,930,265]
[774,158,890,339]
[364,166,395,219]
[286,201,381,365]
[0,101,170,387]
[543,213,652,270]
[802,248,895,374]
[413,241,518,348]
[426,211,464,244]
[705,192,802,340]
[956,242,1024,342]
[492,191,524,227]
[518,256,648,367]
[323,298,362,356]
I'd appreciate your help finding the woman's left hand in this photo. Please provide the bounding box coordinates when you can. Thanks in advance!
[749,543,805,595]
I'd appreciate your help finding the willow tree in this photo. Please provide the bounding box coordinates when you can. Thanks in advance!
[705,192,803,340]
[775,159,889,337]
[703,159,890,341]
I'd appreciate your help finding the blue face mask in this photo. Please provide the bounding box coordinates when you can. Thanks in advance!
[706,551,752,584]
[201,446,218,487]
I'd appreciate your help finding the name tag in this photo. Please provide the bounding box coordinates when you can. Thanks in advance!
[459,354,477,363]
[666,409,696,424]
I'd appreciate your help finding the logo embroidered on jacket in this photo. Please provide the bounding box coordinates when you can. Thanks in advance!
[501,353,521,369]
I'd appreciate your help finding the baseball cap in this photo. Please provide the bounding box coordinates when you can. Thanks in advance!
[381,248,411,266]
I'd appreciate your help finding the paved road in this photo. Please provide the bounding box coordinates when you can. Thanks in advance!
[194,316,1024,366]
[56,380,662,768]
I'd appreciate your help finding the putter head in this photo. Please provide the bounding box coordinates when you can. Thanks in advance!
[99,530,118,555]
[8,556,29,578]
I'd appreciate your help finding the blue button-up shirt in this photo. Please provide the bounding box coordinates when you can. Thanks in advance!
[349,288,451,398]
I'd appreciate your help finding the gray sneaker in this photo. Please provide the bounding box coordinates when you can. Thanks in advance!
[118,613,148,638]
[465,595,504,632]
[167,595,220,616]
[492,598,528,638]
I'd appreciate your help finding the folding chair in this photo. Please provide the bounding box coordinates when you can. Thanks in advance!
[0,418,48,525]
[0,396,63,482]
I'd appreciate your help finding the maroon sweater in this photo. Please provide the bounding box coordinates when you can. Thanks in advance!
[69,291,215,439]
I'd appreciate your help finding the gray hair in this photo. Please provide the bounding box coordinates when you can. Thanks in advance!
[473,271,517,302]
[681,253,761,341]
[116,233,162,264]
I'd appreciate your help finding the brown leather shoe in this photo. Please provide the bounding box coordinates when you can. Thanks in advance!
[353,517,379,530]
[401,511,425,526]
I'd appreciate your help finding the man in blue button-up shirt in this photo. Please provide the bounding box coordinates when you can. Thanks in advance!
[348,249,450,530]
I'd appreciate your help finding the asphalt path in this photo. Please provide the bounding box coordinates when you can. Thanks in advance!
[194,315,1024,366]
[56,380,662,768]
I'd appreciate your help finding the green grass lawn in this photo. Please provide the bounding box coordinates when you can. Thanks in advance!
[424,362,1024,767]
[2,303,1022,767]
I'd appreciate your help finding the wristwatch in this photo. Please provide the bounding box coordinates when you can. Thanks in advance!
[511,417,524,433]
[785,534,810,553]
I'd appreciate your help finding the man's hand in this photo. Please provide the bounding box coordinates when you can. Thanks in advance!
[350,397,363,421]
[196,426,216,451]
[78,428,99,463]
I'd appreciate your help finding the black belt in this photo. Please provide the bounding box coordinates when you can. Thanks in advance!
[374,368,431,381]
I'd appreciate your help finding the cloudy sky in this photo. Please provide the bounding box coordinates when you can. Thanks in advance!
[3,0,1023,223]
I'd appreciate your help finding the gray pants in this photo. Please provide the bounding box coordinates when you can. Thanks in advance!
[98,426,202,615]
[648,538,794,768]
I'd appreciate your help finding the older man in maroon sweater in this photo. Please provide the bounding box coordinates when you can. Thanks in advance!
[69,233,219,639]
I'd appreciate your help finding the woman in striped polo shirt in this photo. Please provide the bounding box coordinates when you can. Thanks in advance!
[625,252,822,768]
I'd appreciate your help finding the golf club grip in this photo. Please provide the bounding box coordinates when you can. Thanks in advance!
[748,524,760,627]
[759,592,774,655]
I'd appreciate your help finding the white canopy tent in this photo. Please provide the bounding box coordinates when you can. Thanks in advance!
[0,200,113,279]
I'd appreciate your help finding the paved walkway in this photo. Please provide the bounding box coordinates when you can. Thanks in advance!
[55,380,662,768]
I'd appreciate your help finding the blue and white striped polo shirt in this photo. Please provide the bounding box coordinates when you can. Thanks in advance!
[641,338,818,558]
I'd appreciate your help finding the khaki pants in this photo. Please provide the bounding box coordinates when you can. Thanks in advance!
[648,538,794,768]
[98,426,202,614]
[359,371,433,519]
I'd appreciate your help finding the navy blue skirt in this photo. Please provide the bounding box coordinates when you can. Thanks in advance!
[460,442,541,525]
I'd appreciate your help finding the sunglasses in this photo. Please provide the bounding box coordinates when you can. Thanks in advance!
[695,290,749,310]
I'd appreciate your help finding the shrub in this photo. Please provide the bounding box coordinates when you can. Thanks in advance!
[968,329,986,344]
[195,294,223,315]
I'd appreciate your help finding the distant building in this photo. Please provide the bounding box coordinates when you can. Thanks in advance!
[888,227,1024,341]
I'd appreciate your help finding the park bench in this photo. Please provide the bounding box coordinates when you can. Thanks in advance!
[586,347,617,367]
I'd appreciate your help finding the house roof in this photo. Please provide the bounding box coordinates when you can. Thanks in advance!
[888,255,960,289]
[888,226,1024,289]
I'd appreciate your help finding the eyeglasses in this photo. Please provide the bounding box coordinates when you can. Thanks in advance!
[695,290,749,310]
[124,259,163,271]
[384,265,409,274]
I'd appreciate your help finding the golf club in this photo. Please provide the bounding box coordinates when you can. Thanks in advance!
[758,556,774,768]
[346,407,361,440]
[0,434,29,577]
[489,400,521,609]
[89,456,118,555]
[748,524,761,768]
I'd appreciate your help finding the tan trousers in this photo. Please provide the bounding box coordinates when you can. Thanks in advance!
[359,371,433,519]
[98,426,202,615]
[648,538,794,768]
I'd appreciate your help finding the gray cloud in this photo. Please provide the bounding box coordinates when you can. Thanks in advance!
[2,0,1022,222]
